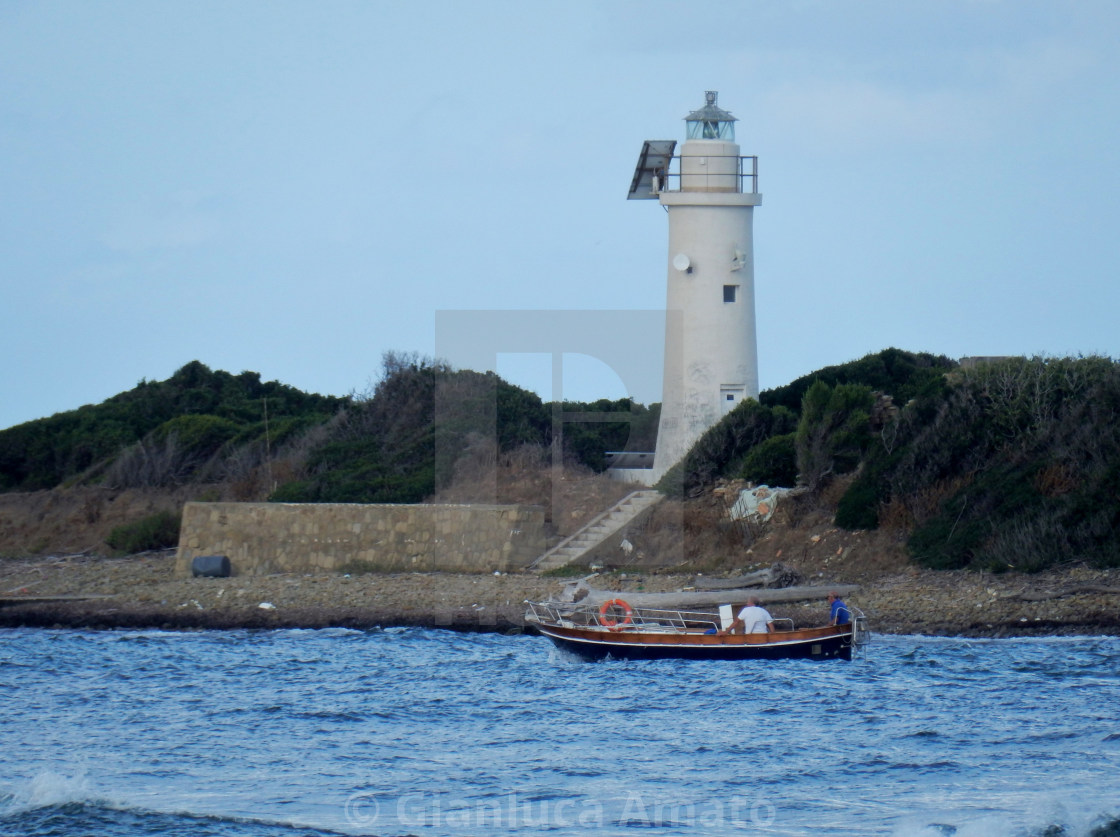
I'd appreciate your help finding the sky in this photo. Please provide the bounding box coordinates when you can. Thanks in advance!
[2,0,1119,430]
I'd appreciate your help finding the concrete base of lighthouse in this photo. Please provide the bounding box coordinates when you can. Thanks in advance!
[607,467,660,486]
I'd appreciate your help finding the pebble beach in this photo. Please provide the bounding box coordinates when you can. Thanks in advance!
[2,552,1118,637]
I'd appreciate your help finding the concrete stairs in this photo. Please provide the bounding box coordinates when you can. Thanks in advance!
[528,490,663,573]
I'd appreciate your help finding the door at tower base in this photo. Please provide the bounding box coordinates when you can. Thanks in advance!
[721,385,746,415]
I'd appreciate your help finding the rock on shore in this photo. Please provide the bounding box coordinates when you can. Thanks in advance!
[2,553,1119,637]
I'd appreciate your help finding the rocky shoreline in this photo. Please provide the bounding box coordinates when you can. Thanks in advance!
[2,552,1119,638]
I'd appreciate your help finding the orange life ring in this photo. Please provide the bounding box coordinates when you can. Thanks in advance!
[599,598,633,632]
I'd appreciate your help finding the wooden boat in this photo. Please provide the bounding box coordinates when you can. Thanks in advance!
[525,598,868,662]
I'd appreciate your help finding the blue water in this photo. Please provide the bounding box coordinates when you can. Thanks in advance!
[2,628,1119,837]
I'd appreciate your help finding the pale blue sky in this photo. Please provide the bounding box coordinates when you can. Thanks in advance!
[2,1,1119,429]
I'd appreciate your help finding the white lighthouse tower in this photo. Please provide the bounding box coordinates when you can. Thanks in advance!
[627,91,762,480]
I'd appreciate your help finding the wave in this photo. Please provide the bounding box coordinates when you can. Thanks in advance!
[0,800,352,837]
[891,813,1120,837]
[0,772,351,837]
[1,770,97,816]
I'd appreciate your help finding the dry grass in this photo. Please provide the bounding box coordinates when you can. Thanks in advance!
[2,442,914,590]
[431,443,636,537]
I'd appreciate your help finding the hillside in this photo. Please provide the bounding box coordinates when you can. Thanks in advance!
[0,361,345,493]
[5,348,1120,638]
[656,352,1120,575]
[0,354,656,505]
[0,354,658,556]
[3,349,1120,580]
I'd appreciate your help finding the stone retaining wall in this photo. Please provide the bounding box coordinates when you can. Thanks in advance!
[174,502,547,577]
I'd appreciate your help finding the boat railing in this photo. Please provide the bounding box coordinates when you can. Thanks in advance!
[611,606,722,633]
[526,602,812,635]
[526,601,866,640]
[850,607,871,648]
[526,601,723,633]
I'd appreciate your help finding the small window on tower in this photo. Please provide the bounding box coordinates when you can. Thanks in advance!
[723,285,737,303]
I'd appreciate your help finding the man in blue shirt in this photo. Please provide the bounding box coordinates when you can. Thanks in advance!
[828,591,850,626]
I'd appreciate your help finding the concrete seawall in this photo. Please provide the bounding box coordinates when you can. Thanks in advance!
[174,502,547,577]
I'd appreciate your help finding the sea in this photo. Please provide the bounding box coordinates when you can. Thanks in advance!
[1,627,1119,837]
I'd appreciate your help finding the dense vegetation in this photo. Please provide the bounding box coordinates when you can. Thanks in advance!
[0,361,344,492]
[654,347,953,498]
[0,355,658,504]
[655,400,798,498]
[6,347,1117,573]
[842,355,1120,572]
[271,352,659,503]
[670,349,1120,573]
[760,347,955,413]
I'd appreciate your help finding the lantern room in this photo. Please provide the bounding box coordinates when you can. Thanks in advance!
[684,90,737,141]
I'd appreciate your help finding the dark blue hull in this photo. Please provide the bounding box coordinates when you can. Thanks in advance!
[538,625,854,662]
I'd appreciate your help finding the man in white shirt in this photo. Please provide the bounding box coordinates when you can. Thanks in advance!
[719,596,774,635]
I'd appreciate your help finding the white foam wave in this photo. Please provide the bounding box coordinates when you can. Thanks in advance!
[889,801,1120,837]
[1,770,96,815]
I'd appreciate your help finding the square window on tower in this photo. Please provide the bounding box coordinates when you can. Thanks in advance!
[723,285,737,303]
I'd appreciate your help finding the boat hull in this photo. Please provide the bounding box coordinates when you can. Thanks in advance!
[536,623,854,662]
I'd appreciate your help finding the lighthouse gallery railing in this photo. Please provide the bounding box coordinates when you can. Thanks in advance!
[657,155,758,195]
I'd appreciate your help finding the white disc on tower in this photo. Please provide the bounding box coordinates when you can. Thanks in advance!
[672,253,691,272]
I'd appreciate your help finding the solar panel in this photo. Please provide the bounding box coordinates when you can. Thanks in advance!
[627,139,676,200]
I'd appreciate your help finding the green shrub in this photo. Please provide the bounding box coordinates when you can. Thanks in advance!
[654,458,686,499]
[105,510,182,555]
[153,414,241,457]
[656,401,797,498]
[557,399,657,473]
[739,432,797,487]
[761,347,955,413]
[835,475,883,530]
[906,506,984,569]
[795,381,874,491]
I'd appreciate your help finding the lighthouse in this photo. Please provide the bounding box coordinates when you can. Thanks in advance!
[627,91,762,480]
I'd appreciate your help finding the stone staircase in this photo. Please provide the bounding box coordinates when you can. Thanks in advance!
[528,490,663,573]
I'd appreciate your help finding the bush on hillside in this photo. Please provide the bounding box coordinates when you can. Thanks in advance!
[795,381,875,492]
[657,400,797,498]
[903,359,1120,571]
[105,510,182,555]
[834,473,885,530]
[738,432,797,487]
[826,355,1120,572]
[761,347,954,414]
